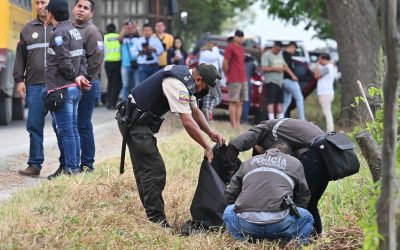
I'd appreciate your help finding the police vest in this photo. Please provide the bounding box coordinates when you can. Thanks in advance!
[104,33,121,62]
[132,65,196,116]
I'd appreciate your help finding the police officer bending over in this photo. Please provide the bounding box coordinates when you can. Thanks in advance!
[225,118,329,235]
[223,140,314,243]
[117,63,225,227]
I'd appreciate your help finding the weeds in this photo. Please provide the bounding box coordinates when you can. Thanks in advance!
[0,122,369,249]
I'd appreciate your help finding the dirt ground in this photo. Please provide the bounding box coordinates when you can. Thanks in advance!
[0,114,182,201]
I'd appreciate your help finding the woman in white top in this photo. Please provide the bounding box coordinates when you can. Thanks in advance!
[314,53,337,132]
[199,42,224,121]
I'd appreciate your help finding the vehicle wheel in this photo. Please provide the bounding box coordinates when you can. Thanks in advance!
[0,95,12,125]
[12,97,25,120]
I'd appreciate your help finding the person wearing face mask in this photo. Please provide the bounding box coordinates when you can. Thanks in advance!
[116,63,226,228]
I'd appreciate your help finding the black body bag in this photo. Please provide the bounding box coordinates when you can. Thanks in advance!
[210,144,241,184]
[319,132,360,180]
[45,89,66,112]
[181,159,228,235]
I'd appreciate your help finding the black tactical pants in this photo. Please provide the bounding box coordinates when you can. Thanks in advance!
[299,147,330,235]
[118,121,167,223]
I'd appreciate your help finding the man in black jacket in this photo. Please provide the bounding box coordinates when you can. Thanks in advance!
[45,0,90,177]
[13,0,53,177]
[73,0,104,173]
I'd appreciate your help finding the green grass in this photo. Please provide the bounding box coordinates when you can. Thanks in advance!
[0,122,374,249]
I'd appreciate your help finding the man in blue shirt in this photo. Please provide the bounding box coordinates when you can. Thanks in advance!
[133,23,164,82]
[119,20,139,100]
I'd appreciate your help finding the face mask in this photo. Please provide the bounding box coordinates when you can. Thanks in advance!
[194,88,209,99]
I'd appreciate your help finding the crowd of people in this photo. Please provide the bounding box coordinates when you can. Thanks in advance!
[14,0,342,246]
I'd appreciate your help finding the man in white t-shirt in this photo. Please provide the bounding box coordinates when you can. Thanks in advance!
[116,64,225,228]
[314,53,337,132]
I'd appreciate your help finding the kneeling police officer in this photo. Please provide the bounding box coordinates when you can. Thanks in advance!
[223,140,313,243]
[117,63,225,227]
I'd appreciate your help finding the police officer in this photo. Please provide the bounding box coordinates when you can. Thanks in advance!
[45,0,90,177]
[117,63,225,227]
[225,118,329,235]
[223,140,313,243]
[104,23,122,109]
[13,0,53,177]
[72,0,104,172]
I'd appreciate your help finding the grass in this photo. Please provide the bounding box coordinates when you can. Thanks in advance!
[0,121,375,249]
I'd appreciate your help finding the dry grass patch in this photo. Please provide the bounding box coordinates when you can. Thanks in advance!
[0,121,371,249]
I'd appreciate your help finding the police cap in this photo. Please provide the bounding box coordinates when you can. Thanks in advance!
[196,63,222,96]
[46,0,70,22]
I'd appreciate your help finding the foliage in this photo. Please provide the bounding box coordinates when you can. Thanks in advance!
[349,84,400,249]
[171,0,256,47]
[262,0,333,39]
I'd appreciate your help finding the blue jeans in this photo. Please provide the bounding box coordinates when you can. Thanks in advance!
[223,204,314,244]
[121,66,138,100]
[52,87,81,173]
[282,79,305,120]
[26,83,47,171]
[78,80,100,170]
[138,64,160,83]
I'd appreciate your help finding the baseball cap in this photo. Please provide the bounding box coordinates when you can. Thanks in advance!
[46,0,69,21]
[234,29,244,37]
[196,63,222,96]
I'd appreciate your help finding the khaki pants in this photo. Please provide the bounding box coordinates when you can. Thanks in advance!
[318,94,334,132]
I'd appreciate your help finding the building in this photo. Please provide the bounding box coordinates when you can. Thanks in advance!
[68,0,178,32]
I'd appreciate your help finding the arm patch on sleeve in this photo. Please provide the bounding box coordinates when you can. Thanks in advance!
[178,91,190,103]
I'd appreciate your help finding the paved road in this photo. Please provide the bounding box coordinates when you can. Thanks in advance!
[0,106,118,157]
[0,106,122,200]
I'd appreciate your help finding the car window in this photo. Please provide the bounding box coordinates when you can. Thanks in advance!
[294,47,305,58]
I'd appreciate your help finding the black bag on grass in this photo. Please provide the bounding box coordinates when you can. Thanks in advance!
[181,159,228,235]
[319,132,360,180]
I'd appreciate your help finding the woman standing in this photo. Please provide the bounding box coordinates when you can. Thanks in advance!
[167,37,187,65]
[314,53,337,132]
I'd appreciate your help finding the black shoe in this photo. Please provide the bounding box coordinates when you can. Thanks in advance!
[80,165,94,173]
[151,217,172,228]
[180,220,205,236]
[47,167,64,180]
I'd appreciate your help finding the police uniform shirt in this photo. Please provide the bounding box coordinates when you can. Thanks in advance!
[162,77,197,114]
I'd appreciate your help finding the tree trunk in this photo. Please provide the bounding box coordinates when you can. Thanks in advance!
[377,0,399,249]
[355,131,382,182]
[326,0,381,128]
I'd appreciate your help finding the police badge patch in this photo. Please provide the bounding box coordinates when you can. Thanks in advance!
[55,36,63,46]
[164,65,173,71]
[97,41,104,50]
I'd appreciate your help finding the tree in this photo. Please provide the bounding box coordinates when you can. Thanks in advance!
[171,0,256,47]
[265,0,381,128]
[377,0,399,248]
